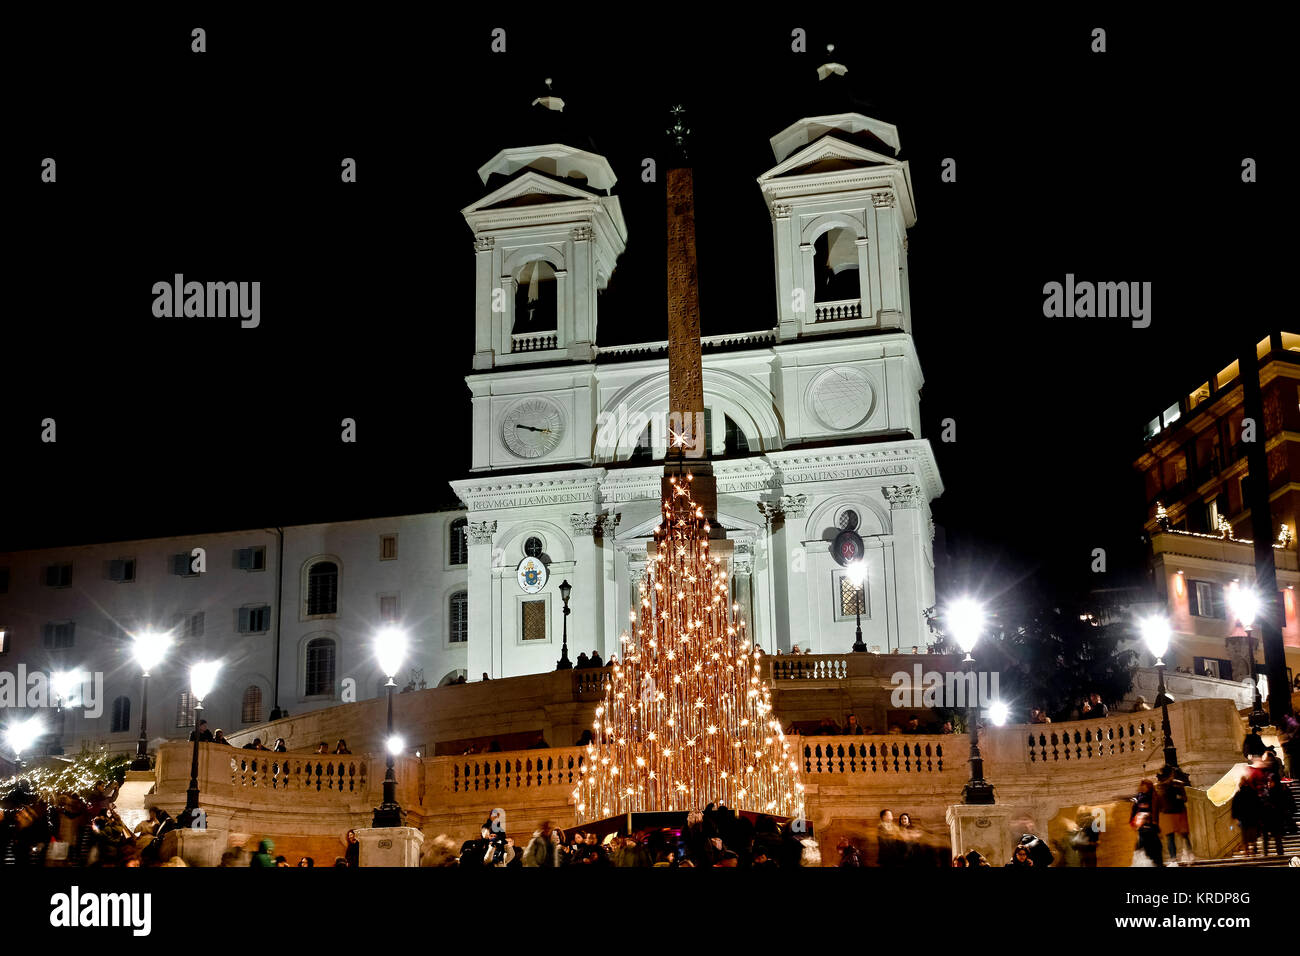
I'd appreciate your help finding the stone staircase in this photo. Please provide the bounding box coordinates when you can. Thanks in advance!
[1181,779,1300,867]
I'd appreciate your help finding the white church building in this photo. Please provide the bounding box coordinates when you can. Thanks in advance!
[0,94,944,754]
[451,102,942,679]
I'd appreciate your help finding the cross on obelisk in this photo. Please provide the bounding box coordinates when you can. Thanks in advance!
[662,105,719,527]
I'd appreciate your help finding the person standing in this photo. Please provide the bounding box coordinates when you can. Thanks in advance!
[1155,767,1192,863]
[1230,776,1262,857]
[1130,780,1163,866]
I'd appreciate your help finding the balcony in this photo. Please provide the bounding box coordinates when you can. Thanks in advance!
[511,330,558,352]
[813,299,862,323]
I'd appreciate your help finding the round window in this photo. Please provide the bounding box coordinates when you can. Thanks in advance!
[524,536,544,558]
[837,510,860,531]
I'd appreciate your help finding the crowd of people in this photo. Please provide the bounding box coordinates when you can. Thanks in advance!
[1228,744,1297,859]
[450,806,815,868]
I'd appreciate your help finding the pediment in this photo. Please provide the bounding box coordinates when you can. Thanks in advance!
[759,135,900,183]
[462,170,601,216]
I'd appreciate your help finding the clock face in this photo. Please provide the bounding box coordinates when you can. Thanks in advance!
[517,556,548,593]
[501,399,564,459]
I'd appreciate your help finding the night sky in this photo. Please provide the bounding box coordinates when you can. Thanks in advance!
[2,11,1281,606]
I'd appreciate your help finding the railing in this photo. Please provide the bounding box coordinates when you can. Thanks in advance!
[771,656,849,680]
[229,753,369,796]
[512,330,558,352]
[1024,715,1161,765]
[800,736,954,776]
[435,747,588,797]
[572,666,613,699]
[593,329,778,360]
[813,299,862,322]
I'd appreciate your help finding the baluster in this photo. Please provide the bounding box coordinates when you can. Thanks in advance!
[891,743,900,773]
[1027,733,1037,763]
[869,742,878,773]
[803,744,812,774]
[936,742,944,772]
[848,743,858,774]
[835,744,845,773]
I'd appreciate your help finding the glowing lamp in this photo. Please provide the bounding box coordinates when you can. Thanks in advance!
[375,626,408,680]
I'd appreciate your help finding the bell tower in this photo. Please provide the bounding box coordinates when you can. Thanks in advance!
[758,49,916,342]
[462,80,627,369]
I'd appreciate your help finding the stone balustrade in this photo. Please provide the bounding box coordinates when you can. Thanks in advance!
[799,735,955,777]
[813,298,862,322]
[228,751,371,796]
[572,667,613,699]
[1023,714,1162,767]
[512,330,558,352]
[431,747,588,804]
[771,656,850,680]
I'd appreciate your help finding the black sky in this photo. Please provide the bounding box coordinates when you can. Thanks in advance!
[1,11,1282,605]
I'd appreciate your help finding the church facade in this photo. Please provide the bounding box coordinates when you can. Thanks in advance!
[451,107,943,678]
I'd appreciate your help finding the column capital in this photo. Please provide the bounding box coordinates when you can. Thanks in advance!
[474,236,495,252]
[466,520,497,544]
[871,191,896,208]
[571,225,595,242]
[881,484,921,510]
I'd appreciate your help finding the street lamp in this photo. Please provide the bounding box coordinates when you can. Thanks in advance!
[1140,614,1180,775]
[179,661,220,828]
[847,561,867,653]
[129,629,171,771]
[372,626,407,828]
[947,598,994,804]
[4,714,45,769]
[1228,584,1268,730]
[556,579,573,670]
[50,670,84,757]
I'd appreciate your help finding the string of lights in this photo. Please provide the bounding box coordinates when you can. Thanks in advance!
[574,473,805,823]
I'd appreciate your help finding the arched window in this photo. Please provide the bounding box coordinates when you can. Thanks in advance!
[449,591,468,643]
[813,227,860,302]
[438,669,468,686]
[514,260,558,331]
[241,685,263,724]
[307,561,339,616]
[449,518,468,566]
[110,695,131,733]
[305,638,337,697]
[724,415,750,455]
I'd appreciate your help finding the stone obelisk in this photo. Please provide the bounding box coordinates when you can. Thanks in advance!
[663,106,720,527]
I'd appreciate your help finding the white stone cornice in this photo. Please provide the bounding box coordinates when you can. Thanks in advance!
[764,440,943,501]
[451,469,605,513]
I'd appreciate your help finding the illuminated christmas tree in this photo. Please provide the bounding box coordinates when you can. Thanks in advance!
[573,472,805,823]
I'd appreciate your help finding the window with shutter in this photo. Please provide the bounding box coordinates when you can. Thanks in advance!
[238,607,252,633]
[380,534,398,560]
[45,564,72,588]
[380,594,399,623]
[173,553,197,576]
[43,622,75,649]
[237,547,266,571]
[176,692,195,728]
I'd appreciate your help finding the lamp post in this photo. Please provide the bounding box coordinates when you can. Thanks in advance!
[556,579,573,670]
[4,715,45,770]
[948,597,994,804]
[1140,614,1181,775]
[847,561,867,653]
[50,670,83,757]
[1227,585,1268,730]
[372,627,407,828]
[129,629,171,771]
[179,661,220,829]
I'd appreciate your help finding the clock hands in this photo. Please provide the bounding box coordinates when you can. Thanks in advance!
[514,424,553,435]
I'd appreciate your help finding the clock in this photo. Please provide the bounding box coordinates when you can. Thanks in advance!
[517,556,548,593]
[502,398,564,458]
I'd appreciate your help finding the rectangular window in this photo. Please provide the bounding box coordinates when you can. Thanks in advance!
[449,592,468,643]
[1188,580,1226,619]
[839,575,864,616]
[44,563,73,588]
[380,534,398,561]
[0,629,8,655]
[449,520,468,566]
[236,546,266,571]
[522,599,547,641]
[43,621,75,649]
[174,611,205,640]
[176,692,195,728]
[1193,656,1233,681]
[108,558,136,583]
[172,553,198,577]
[238,605,272,633]
[379,594,400,623]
